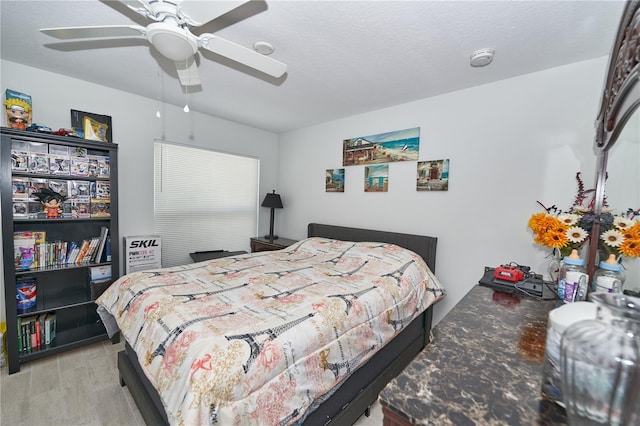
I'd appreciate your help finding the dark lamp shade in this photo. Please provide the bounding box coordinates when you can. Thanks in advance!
[261,191,283,209]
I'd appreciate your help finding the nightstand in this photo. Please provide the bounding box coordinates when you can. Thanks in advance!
[250,237,298,252]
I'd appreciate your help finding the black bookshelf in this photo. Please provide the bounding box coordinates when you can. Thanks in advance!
[1,128,120,373]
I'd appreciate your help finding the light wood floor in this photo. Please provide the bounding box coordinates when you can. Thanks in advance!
[0,339,383,425]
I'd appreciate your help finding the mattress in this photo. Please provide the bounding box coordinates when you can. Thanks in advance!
[96,237,445,425]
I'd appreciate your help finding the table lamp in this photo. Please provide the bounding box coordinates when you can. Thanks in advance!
[261,190,283,240]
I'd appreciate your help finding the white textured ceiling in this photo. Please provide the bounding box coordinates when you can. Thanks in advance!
[0,0,627,133]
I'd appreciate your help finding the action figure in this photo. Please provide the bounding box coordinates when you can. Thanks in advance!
[31,188,67,219]
[19,247,35,270]
[4,97,31,130]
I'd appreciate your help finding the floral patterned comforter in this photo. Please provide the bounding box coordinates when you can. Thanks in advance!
[96,237,445,425]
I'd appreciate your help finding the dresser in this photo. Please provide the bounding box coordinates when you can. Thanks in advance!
[250,236,298,252]
[379,285,568,425]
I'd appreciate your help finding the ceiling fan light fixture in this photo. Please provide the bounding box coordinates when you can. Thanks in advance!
[147,22,198,61]
[470,49,494,67]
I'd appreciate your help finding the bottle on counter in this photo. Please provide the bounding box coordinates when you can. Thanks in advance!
[593,254,625,293]
[557,249,588,303]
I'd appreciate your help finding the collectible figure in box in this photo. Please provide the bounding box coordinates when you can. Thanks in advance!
[48,179,69,198]
[70,155,89,176]
[11,140,29,172]
[90,199,110,218]
[28,178,49,200]
[97,156,110,178]
[28,202,45,219]
[91,181,110,199]
[70,199,90,219]
[70,180,91,202]
[12,177,29,201]
[4,89,32,130]
[88,155,99,177]
[48,145,70,175]
[28,142,49,174]
[13,202,28,218]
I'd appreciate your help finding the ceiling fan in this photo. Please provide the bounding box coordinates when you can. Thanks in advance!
[40,0,287,87]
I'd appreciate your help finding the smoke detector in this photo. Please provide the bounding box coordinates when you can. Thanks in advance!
[253,41,274,55]
[470,49,494,67]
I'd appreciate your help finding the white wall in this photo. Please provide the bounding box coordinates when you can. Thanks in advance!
[277,57,609,325]
[0,60,279,323]
[0,57,611,327]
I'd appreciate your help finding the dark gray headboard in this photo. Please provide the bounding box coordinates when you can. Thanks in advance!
[307,223,437,273]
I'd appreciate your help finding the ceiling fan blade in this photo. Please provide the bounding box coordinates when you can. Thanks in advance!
[178,0,250,27]
[175,57,201,86]
[120,0,157,21]
[40,25,146,40]
[199,35,287,78]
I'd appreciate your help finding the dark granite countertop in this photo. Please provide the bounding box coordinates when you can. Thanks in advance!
[379,285,568,425]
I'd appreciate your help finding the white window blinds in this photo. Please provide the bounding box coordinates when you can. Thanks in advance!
[154,142,259,267]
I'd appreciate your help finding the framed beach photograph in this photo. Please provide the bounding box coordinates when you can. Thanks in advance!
[326,168,345,192]
[417,159,449,191]
[365,164,389,192]
[343,127,420,166]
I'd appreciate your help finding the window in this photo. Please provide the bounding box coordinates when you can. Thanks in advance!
[154,142,259,267]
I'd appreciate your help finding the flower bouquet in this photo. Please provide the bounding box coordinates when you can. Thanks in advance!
[598,209,640,261]
[527,173,594,259]
[528,173,640,267]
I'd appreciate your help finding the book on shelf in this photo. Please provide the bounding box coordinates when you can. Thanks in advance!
[13,229,109,268]
[74,239,91,264]
[19,313,57,351]
[82,237,100,264]
[65,242,78,264]
[93,226,109,264]
[104,236,111,262]
[38,314,45,348]
[20,315,38,352]
[45,313,56,345]
[16,318,22,353]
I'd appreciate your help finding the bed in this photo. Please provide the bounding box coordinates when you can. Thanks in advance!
[98,223,444,425]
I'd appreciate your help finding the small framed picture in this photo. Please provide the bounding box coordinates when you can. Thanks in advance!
[326,169,345,192]
[365,165,388,192]
[417,159,449,191]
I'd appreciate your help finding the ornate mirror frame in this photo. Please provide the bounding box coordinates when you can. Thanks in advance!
[588,0,640,279]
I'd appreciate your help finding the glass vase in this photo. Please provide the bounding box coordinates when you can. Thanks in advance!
[548,250,563,283]
[560,293,640,425]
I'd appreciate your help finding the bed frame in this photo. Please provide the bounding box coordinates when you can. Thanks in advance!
[117,223,438,425]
